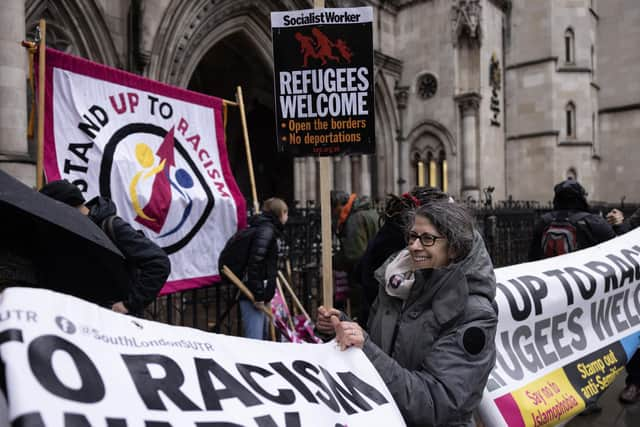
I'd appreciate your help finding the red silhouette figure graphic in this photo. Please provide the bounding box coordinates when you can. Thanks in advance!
[311,28,340,65]
[295,32,317,67]
[335,39,353,63]
[136,126,175,233]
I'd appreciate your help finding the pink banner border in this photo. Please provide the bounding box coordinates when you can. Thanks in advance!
[39,47,247,294]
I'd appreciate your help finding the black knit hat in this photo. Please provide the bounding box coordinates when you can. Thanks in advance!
[40,179,85,207]
[330,190,350,208]
[553,179,588,210]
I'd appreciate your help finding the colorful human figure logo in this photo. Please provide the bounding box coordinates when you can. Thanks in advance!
[129,126,193,236]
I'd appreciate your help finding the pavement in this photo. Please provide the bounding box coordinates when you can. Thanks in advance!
[566,374,640,427]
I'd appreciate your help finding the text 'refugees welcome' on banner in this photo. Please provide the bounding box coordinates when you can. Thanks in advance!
[271,7,375,157]
[478,228,640,427]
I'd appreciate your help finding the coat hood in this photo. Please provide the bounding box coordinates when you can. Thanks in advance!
[352,195,373,212]
[413,230,496,326]
[248,211,283,232]
[373,229,496,325]
[374,230,495,298]
[85,196,117,223]
[456,229,496,301]
[553,179,589,210]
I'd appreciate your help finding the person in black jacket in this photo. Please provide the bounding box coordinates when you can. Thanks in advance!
[40,180,171,315]
[240,197,288,340]
[528,179,615,261]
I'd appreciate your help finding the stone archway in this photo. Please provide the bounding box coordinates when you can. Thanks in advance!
[406,120,457,192]
[26,0,119,66]
[147,0,306,205]
[372,73,399,199]
[188,32,293,205]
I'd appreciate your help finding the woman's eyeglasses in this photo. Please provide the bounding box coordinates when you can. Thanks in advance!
[407,231,446,247]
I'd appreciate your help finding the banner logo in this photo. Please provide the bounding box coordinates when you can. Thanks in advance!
[295,28,354,67]
[55,316,76,334]
[99,123,214,254]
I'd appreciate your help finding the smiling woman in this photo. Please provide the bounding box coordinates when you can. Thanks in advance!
[317,200,497,427]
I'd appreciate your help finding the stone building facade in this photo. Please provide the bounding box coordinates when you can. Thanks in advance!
[1,0,638,205]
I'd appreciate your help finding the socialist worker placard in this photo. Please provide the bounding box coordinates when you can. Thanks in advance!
[271,7,375,156]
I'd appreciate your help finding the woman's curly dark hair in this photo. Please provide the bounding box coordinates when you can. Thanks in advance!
[381,186,450,227]
[408,201,474,261]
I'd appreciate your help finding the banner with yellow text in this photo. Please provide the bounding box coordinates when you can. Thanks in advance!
[479,228,640,426]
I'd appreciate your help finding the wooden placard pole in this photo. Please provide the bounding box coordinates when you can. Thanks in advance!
[36,19,46,190]
[236,86,260,214]
[320,157,333,308]
[278,270,311,323]
[313,0,334,310]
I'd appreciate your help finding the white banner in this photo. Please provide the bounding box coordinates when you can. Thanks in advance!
[0,287,404,427]
[42,48,246,294]
[479,228,640,426]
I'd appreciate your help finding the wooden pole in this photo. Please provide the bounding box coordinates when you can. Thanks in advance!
[276,277,296,331]
[221,265,275,341]
[312,0,333,310]
[236,86,260,213]
[319,158,333,308]
[278,270,311,323]
[285,260,298,315]
[36,19,46,190]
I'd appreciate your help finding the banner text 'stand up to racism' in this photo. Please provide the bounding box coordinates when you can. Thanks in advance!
[40,48,246,294]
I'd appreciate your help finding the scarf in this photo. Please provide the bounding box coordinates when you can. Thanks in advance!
[384,249,415,300]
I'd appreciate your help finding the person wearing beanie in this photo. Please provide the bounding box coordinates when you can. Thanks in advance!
[528,178,614,261]
[40,180,171,315]
[528,179,615,414]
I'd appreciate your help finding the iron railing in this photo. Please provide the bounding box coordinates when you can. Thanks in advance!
[146,201,640,334]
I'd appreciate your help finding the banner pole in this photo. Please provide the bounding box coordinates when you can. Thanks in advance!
[36,19,46,190]
[311,0,334,309]
[236,86,260,214]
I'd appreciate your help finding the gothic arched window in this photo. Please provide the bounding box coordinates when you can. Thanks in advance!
[566,101,576,139]
[565,28,575,64]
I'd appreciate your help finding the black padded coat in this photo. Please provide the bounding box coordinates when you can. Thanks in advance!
[86,196,171,313]
[246,211,282,302]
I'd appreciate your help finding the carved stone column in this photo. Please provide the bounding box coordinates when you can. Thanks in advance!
[305,157,317,204]
[0,0,31,185]
[360,154,371,197]
[350,156,362,195]
[456,93,481,201]
[333,156,351,193]
[394,84,410,193]
[294,157,304,204]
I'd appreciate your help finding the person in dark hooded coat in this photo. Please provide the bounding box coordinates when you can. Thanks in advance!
[317,201,498,427]
[39,180,171,315]
[239,197,288,340]
[528,179,615,261]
